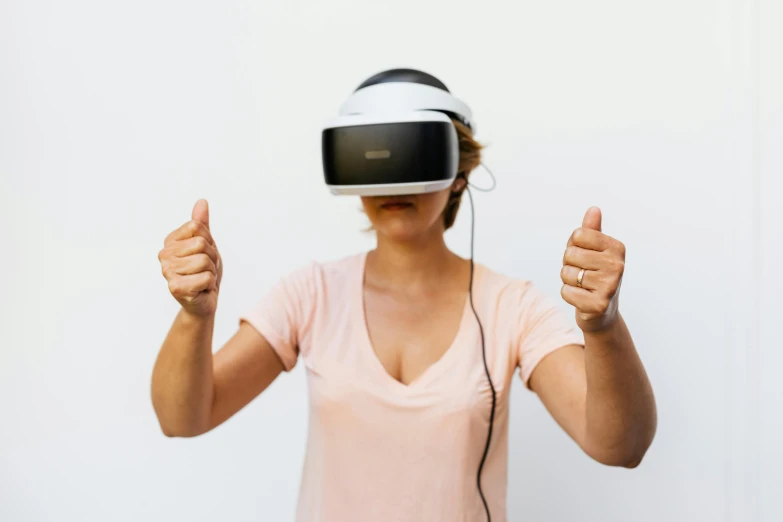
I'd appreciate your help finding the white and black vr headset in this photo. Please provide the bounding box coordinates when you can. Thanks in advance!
[321,68,474,197]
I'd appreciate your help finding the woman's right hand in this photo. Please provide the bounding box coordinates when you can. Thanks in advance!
[159,199,223,317]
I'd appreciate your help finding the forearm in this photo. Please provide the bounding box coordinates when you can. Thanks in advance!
[583,314,656,466]
[151,308,216,437]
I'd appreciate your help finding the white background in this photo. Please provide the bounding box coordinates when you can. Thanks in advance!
[1,1,780,521]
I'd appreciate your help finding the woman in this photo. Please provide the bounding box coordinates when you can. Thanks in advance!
[152,116,656,521]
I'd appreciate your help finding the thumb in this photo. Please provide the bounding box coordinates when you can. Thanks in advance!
[582,206,602,231]
[191,199,210,228]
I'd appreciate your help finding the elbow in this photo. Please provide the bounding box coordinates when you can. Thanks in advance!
[619,441,652,468]
[586,409,658,469]
[158,420,209,438]
[586,426,656,469]
[622,456,644,469]
[162,429,202,439]
[615,448,647,469]
[158,421,184,438]
[156,416,183,438]
[588,445,649,469]
[151,393,212,438]
[152,401,211,438]
[160,426,179,438]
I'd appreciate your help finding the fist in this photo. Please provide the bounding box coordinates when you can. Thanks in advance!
[560,207,625,333]
[158,199,223,317]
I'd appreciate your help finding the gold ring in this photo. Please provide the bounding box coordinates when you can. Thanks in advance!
[577,268,586,288]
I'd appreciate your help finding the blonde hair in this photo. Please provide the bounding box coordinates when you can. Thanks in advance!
[443,118,484,230]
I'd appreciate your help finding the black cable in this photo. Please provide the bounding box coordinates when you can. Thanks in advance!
[465,184,497,522]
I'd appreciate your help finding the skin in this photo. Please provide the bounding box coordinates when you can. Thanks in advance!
[151,182,656,468]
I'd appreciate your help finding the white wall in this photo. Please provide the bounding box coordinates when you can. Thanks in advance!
[1,1,780,521]
[759,1,783,520]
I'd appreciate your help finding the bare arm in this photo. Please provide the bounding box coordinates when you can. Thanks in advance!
[528,315,656,467]
[151,199,284,437]
[209,321,284,431]
[528,206,656,467]
[151,313,284,437]
[151,308,216,437]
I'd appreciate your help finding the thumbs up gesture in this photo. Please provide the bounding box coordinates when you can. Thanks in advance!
[158,199,223,317]
[560,207,625,333]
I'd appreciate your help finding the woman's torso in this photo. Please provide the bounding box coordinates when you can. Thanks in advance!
[240,251,584,522]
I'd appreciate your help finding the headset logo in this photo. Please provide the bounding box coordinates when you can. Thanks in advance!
[364,150,391,160]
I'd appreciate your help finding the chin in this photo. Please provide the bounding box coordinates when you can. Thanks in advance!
[374,218,429,242]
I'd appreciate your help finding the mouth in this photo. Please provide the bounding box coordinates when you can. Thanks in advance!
[379,198,414,211]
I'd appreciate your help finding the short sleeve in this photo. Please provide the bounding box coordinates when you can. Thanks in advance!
[238,263,317,372]
[514,282,585,388]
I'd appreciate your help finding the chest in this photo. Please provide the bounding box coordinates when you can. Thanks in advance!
[362,288,468,386]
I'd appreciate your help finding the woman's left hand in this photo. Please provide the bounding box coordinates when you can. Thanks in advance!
[560,207,626,333]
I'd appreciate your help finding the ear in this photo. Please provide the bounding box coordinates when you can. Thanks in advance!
[452,174,467,192]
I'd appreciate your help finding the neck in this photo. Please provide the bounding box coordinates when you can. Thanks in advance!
[366,227,461,292]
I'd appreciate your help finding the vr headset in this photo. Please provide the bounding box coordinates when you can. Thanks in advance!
[321,68,475,196]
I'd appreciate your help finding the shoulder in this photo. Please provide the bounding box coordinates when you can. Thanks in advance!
[473,262,566,321]
[475,262,583,363]
[274,250,365,295]
[245,251,365,325]
[473,262,535,304]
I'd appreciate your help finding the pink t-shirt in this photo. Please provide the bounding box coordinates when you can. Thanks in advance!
[240,251,584,522]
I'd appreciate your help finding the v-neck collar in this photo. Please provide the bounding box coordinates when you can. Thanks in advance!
[355,250,479,394]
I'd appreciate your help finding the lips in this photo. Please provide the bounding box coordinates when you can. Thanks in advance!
[380,197,413,210]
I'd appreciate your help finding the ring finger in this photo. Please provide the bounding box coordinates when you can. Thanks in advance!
[561,264,597,291]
